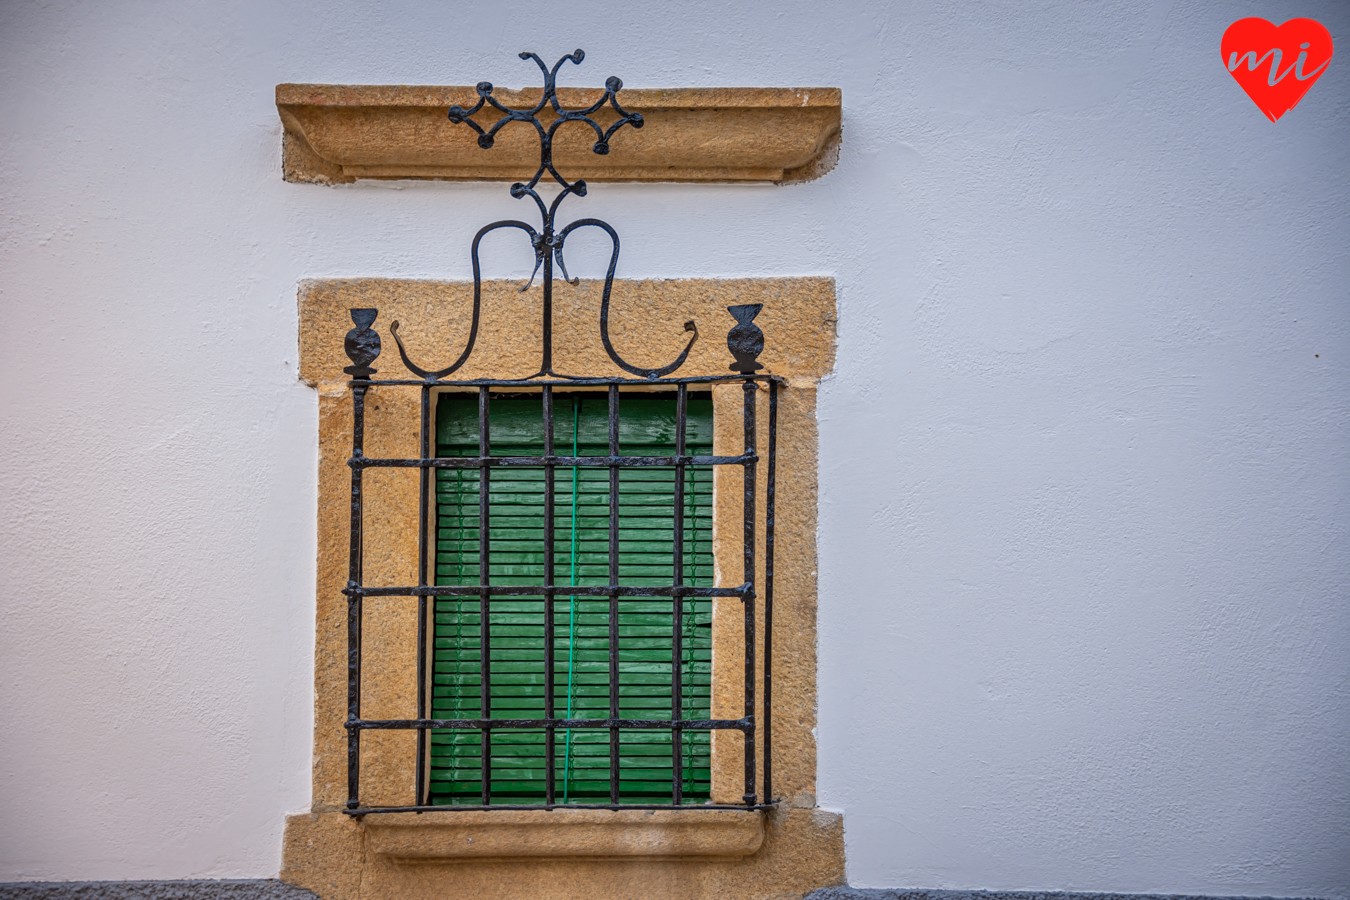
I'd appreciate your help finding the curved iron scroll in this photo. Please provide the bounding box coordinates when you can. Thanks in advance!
[390,49,698,381]
[389,220,536,379]
[556,218,698,379]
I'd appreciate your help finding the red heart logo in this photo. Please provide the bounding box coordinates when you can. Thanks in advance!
[1222,18,1334,121]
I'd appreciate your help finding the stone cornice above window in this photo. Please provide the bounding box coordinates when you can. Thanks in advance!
[276,84,841,185]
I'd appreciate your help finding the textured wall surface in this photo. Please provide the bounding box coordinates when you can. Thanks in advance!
[1,0,1346,897]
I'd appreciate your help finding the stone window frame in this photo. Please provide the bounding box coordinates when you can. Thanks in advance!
[282,276,843,900]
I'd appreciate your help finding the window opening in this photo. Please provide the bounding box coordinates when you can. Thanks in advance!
[430,392,713,805]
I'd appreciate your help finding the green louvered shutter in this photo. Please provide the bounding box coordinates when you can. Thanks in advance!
[429,392,713,805]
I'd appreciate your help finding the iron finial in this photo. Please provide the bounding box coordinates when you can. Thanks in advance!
[727,304,765,373]
[343,308,381,377]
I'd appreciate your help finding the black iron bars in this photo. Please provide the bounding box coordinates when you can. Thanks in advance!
[340,338,781,812]
[386,50,696,383]
[340,370,780,813]
[337,50,783,815]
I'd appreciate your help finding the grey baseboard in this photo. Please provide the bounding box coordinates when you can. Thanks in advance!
[805,892,1325,900]
[0,882,317,900]
[0,884,1328,900]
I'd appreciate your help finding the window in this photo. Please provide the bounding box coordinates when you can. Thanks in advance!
[429,391,714,805]
[315,48,784,815]
[287,274,840,886]
[282,41,840,890]
[338,365,773,813]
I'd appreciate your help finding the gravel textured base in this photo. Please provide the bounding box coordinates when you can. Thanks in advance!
[0,882,317,900]
[804,892,1323,900]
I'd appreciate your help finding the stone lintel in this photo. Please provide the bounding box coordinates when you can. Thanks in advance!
[277,85,841,184]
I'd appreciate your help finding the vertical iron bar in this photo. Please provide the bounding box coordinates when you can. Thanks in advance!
[543,386,556,805]
[564,396,580,803]
[608,384,621,805]
[541,227,553,374]
[346,381,368,810]
[671,384,687,805]
[415,384,430,807]
[479,386,492,805]
[741,379,757,806]
[764,379,777,805]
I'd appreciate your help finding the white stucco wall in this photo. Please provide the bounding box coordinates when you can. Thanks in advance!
[1,0,1346,895]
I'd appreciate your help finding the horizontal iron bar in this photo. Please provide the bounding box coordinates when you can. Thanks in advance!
[344,803,778,815]
[350,453,754,469]
[349,717,752,731]
[346,583,753,599]
[353,374,785,388]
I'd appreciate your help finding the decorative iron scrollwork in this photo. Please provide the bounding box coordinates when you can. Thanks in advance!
[336,52,783,816]
[386,50,706,381]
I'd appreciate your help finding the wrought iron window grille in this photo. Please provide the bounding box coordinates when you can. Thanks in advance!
[340,50,780,814]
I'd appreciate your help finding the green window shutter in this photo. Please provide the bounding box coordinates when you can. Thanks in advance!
[430,392,714,805]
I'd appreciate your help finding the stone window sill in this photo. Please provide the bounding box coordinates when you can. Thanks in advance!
[276,85,840,185]
[362,808,765,862]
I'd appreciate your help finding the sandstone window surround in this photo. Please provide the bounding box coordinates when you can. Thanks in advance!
[277,56,844,900]
[286,279,839,900]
